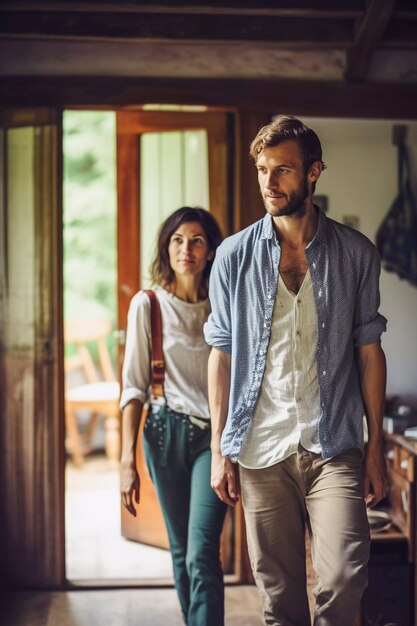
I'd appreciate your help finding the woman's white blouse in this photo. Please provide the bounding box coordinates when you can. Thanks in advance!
[120,287,211,420]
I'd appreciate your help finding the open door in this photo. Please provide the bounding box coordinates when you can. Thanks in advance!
[0,108,65,587]
[116,109,233,564]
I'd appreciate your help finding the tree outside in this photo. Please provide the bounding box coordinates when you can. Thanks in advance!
[63,110,117,367]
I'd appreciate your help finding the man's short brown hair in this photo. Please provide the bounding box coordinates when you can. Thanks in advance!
[249,114,326,173]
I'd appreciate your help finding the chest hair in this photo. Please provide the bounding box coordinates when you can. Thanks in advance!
[279,247,308,294]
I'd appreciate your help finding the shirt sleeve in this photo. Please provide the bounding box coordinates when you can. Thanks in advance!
[352,245,387,347]
[119,291,152,410]
[204,247,232,353]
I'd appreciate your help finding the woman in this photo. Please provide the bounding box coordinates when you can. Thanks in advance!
[120,206,226,626]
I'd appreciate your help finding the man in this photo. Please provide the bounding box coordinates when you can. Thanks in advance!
[204,115,387,626]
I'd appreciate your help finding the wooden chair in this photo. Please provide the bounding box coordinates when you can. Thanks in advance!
[64,318,120,466]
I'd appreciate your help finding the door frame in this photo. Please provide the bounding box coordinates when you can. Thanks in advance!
[0,107,66,588]
[116,108,233,331]
[116,108,245,580]
[0,104,264,589]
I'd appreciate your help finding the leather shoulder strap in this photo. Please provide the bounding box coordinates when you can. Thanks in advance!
[144,290,165,398]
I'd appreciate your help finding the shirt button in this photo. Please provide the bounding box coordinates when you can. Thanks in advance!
[312,262,316,269]
[318,289,322,297]
[322,370,326,376]
[321,322,325,328]
[296,329,301,335]
[267,293,272,299]
[297,299,301,305]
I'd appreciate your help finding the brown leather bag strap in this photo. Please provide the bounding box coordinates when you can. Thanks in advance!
[144,289,165,398]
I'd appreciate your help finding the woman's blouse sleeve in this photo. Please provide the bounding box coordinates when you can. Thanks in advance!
[119,291,151,410]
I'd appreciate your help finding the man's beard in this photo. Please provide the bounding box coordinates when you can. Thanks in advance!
[264,175,309,218]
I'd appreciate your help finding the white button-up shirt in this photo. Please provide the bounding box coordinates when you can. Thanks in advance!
[238,270,321,469]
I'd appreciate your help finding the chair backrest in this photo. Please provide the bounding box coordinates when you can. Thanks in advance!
[64,318,116,384]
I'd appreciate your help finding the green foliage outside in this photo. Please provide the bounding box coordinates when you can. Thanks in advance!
[63,111,117,365]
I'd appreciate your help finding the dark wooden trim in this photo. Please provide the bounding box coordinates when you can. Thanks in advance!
[0,107,60,127]
[2,76,417,119]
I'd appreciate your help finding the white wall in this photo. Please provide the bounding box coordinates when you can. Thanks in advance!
[140,130,209,287]
[302,117,417,404]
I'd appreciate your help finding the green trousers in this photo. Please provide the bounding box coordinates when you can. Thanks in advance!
[143,403,227,626]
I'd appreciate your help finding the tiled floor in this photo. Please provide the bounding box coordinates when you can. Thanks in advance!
[66,454,173,581]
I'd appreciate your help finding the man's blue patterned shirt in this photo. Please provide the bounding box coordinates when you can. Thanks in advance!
[204,208,387,462]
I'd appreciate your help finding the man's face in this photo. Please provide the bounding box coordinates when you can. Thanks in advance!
[256,140,312,218]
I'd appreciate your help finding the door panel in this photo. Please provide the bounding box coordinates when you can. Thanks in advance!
[0,109,64,586]
[120,406,169,549]
[117,110,232,568]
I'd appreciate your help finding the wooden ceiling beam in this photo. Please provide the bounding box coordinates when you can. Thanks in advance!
[344,0,396,82]
[0,10,355,45]
[0,2,364,18]
[1,75,417,119]
[2,3,416,48]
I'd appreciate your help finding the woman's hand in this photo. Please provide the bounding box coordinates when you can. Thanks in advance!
[120,461,140,517]
[120,399,143,517]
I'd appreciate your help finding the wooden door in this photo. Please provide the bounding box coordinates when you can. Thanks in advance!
[116,109,232,558]
[0,108,65,587]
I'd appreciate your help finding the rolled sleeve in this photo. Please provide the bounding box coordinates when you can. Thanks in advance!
[119,387,147,410]
[119,291,151,410]
[204,249,232,353]
[204,313,232,353]
[353,247,387,347]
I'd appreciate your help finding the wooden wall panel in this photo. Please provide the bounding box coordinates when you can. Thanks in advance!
[234,110,271,232]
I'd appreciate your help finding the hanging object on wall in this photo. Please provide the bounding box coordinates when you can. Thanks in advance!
[376,125,417,288]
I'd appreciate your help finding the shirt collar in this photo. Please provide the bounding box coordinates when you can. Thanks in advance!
[260,205,328,244]
[260,213,276,240]
[313,204,327,244]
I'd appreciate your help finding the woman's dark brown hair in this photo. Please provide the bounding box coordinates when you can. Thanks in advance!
[150,206,223,290]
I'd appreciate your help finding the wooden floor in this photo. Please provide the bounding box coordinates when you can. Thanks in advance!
[66,454,173,580]
[4,454,305,626]
[1,586,264,626]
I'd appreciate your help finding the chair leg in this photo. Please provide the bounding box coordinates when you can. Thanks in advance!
[84,411,100,453]
[65,407,84,467]
[104,415,120,463]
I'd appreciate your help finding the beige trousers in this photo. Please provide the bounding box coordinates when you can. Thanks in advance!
[240,446,370,626]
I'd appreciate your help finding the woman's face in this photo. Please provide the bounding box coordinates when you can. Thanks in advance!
[168,220,213,280]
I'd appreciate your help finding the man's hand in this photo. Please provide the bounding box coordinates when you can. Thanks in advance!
[211,450,240,507]
[357,341,387,508]
[363,441,388,507]
[120,463,140,517]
